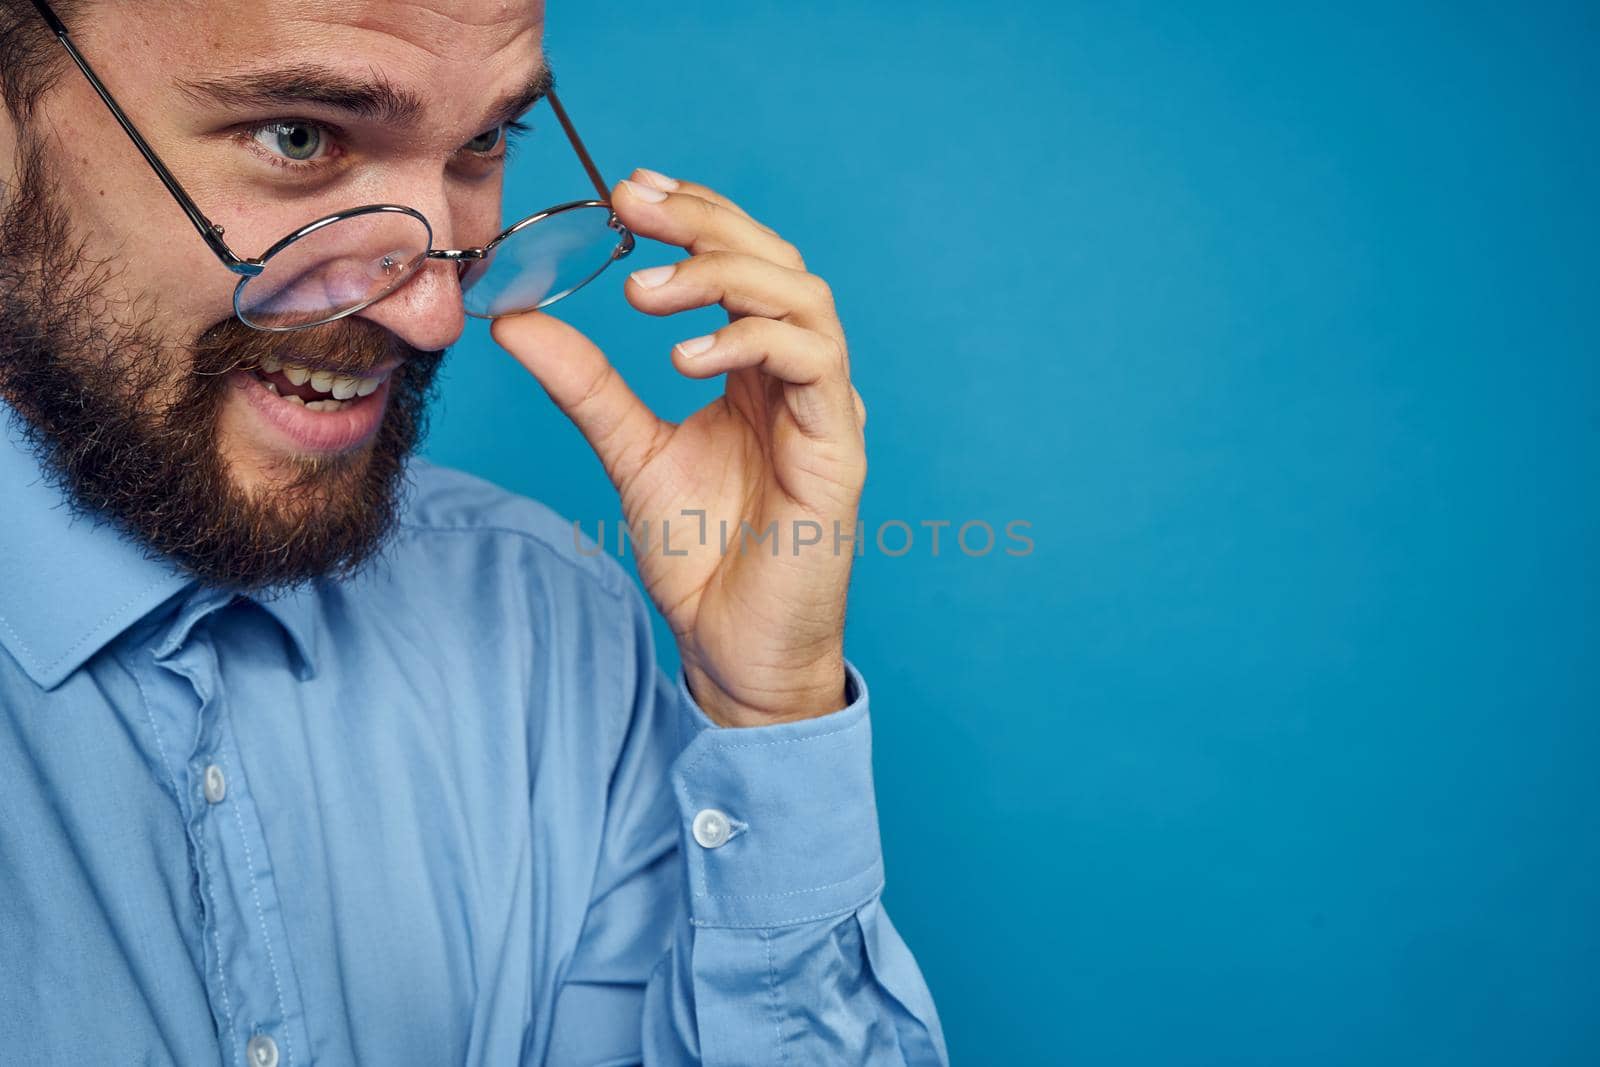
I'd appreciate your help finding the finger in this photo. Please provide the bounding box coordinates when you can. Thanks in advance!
[625,252,844,343]
[630,167,780,236]
[671,317,860,442]
[613,178,807,271]
[491,309,669,490]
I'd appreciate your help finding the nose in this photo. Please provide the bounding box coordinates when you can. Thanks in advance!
[345,165,503,350]
[353,253,467,353]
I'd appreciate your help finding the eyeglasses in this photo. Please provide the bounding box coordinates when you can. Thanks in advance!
[27,0,635,332]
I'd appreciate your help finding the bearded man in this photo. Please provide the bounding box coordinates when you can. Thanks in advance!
[0,1,946,1063]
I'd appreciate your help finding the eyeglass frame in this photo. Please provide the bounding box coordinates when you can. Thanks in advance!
[26,0,636,331]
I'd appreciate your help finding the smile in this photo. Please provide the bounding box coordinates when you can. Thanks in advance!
[233,354,400,453]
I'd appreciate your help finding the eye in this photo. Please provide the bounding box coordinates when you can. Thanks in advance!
[251,121,328,163]
[463,126,504,154]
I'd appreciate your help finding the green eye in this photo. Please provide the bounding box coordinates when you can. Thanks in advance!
[256,122,324,162]
[464,126,504,154]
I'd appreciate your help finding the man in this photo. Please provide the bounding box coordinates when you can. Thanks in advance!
[0,0,947,1063]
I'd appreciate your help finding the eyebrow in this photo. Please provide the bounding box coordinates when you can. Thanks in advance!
[174,61,553,133]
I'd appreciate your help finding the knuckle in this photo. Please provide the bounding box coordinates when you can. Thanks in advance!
[678,250,724,281]
[824,334,849,368]
[696,248,736,271]
[693,195,723,226]
[574,363,617,414]
[776,240,807,271]
[723,315,763,344]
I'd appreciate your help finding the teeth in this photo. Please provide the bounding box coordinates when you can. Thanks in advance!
[265,380,280,395]
[263,359,386,407]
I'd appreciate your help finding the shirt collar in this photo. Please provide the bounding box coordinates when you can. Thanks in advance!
[0,401,319,689]
[253,585,320,682]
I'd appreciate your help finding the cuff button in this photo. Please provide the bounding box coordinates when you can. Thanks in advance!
[692,808,733,849]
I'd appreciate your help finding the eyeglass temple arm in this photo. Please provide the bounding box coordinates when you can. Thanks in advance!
[27,0,260,275]
[545,88,615,203]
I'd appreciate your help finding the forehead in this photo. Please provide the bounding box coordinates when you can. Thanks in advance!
[94,0,546,129]
[129,0,544,61]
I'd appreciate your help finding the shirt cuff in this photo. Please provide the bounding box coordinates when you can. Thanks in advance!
[670,660,885,928]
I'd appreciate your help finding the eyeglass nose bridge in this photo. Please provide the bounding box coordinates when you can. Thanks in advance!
[424,247,487,285]
[424,248,488,264]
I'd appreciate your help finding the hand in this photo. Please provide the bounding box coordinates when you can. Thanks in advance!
[491,169,867,728]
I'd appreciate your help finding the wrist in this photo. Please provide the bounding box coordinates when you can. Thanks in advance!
[682,655,849,728]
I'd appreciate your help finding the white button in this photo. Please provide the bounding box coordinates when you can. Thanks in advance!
[692,808,732,849]
[246,1034,279,1067]
[203,764,227,805]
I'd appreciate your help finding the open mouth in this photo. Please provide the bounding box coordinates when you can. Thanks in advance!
[233,351,402,454]
[249,354,394,413]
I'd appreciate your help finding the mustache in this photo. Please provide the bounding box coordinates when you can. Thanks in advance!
[190,314,439,379]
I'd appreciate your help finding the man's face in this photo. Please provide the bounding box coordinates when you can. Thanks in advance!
[0,0,546,587]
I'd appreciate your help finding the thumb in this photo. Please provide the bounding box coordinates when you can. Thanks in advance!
[491,309,666,488]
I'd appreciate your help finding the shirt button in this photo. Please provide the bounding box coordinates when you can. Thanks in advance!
[246,1034,278,1067]
[691,808,732,849]
[203,764,227,805]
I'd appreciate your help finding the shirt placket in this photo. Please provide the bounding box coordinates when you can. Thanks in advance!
[142,591,312,1067]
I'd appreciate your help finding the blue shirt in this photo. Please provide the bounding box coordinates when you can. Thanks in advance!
[0,406,946,1066]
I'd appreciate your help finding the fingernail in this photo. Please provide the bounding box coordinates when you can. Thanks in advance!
[620,178,667,203]
[676,334,716,359]
[635,167,680,192]
[629,264,676,289]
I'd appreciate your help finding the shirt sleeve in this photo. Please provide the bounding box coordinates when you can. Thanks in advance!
[540,587,947,1065]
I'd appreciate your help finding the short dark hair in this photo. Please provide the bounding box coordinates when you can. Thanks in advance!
[0,0,83,123]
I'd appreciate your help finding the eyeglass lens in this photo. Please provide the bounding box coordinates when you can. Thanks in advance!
[236,204,629,331]
[236,211,432,331]
[460,204,628,319]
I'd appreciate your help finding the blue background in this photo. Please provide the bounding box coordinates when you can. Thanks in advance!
[423,2,1598,1063]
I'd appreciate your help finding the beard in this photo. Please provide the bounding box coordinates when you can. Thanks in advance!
[0,133,445,591]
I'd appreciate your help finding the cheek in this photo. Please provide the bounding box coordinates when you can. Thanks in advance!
[138,232,243,326]
[55,153,240,330]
